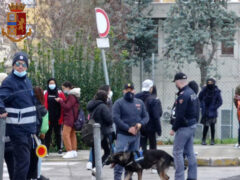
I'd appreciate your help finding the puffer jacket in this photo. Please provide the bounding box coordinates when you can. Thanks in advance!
[135,91,162,136]
[87,99,113,136]
[199,86,222,118]
[59,88,81,128]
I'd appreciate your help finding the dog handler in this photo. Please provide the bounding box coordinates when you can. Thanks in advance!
[170,73,198,180]
[112,83,149,180]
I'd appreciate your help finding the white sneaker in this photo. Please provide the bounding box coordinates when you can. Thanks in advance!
[63,151,75,159]
[234,143,239,148]
[72,150,78,157]
[92,168,96,176]
[86,162,92,170]
[151,168,157,174]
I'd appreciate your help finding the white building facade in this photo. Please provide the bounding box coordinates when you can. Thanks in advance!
[132,1,240,141]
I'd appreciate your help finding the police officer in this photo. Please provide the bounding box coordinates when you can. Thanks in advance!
[170,73,198,180]
[113,83,149,180]
[0,52,37,180]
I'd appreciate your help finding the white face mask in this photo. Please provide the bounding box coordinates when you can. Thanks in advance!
[108,91,113,99]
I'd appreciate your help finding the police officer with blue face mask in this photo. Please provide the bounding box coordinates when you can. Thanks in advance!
[0,51,38,180]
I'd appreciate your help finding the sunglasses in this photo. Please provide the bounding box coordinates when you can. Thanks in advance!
[15,61,27,68]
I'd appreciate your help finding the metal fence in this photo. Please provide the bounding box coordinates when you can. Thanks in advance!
[131,60,240,142]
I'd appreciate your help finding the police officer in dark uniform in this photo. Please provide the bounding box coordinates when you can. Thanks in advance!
[170,73,198,180]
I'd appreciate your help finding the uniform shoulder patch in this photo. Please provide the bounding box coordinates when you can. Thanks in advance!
[179,99,184,104]
[180,91,184,95]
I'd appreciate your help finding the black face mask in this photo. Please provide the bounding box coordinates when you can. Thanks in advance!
[124,92,134,102]
[207,84,215,90]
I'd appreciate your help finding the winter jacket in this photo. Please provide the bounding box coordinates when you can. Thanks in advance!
[87,99,113,136]
[172,85,198,132]
[135,91,162,136]
[44,90,65,125]
[35,100,48,135]
[59,88,80,128]
[199,86,222,119]
[0,72,37,136]
[112,97,149,136]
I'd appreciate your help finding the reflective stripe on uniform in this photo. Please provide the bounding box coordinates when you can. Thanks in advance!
[6,116,36,124]
[5,106,36,114]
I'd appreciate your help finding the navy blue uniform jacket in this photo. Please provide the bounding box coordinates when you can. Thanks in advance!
[112,97,149,136]
[172,85,198,132]
[0,72,36,136]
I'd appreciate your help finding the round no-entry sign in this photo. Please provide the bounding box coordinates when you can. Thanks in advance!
[95,8,110,38]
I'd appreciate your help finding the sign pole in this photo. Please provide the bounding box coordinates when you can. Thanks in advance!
[95,8,111,86]
[101,49,109,85]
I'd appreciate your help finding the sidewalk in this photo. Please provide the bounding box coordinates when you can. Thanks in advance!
[43,144,240,166]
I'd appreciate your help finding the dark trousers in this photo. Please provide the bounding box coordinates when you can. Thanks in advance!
[202,124,215,140]
[140,132,157,151]
[10,135,38,180]
[4,142,14,180]
[44,121,62,151]
[92,135,111,168]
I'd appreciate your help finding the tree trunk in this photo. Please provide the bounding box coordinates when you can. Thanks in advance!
[200,64,208,87]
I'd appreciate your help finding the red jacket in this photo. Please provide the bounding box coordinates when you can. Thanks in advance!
[44,91,66,125]
[59,94,79,127]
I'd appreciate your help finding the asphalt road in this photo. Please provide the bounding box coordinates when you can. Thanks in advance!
[3,161,240,180]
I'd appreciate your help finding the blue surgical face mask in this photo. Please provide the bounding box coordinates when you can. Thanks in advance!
[63,90,69,95]
[13,70,27,77]
[49,84,56,90]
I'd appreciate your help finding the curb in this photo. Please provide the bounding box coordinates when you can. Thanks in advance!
[197,157,240,166]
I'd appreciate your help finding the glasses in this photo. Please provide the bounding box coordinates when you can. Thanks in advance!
[15,61,27,68]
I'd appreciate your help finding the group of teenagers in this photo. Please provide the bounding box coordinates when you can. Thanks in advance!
[0,51,226,180]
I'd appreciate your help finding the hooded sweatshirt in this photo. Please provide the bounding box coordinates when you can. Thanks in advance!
[87,99,113,136]
[59,88,81,127]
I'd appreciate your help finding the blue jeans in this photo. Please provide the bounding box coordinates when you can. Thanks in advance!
[114,133,140,180]
[173,126,197,180]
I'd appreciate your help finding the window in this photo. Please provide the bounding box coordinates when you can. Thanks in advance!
[221,42,234,55]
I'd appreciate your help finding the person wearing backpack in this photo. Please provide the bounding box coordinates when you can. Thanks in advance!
[55,81,80,159]
[87,90,113,174]
[135,80,162,151]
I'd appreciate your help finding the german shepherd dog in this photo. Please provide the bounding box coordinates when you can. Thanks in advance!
[106,149,174,180]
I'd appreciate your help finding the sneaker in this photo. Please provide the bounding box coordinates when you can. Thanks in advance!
[37,175,50,180]
[63,151,75,159]
[234,144,240,148]
[92,168,96,176]
[86,161,92,170]
[58,149,63,154]
[72,150,78,157]
[151,168,157,174]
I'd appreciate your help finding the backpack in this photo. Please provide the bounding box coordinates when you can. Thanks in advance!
[73,108,85,131]
[81,108,97,147]
[72,96,85,131]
